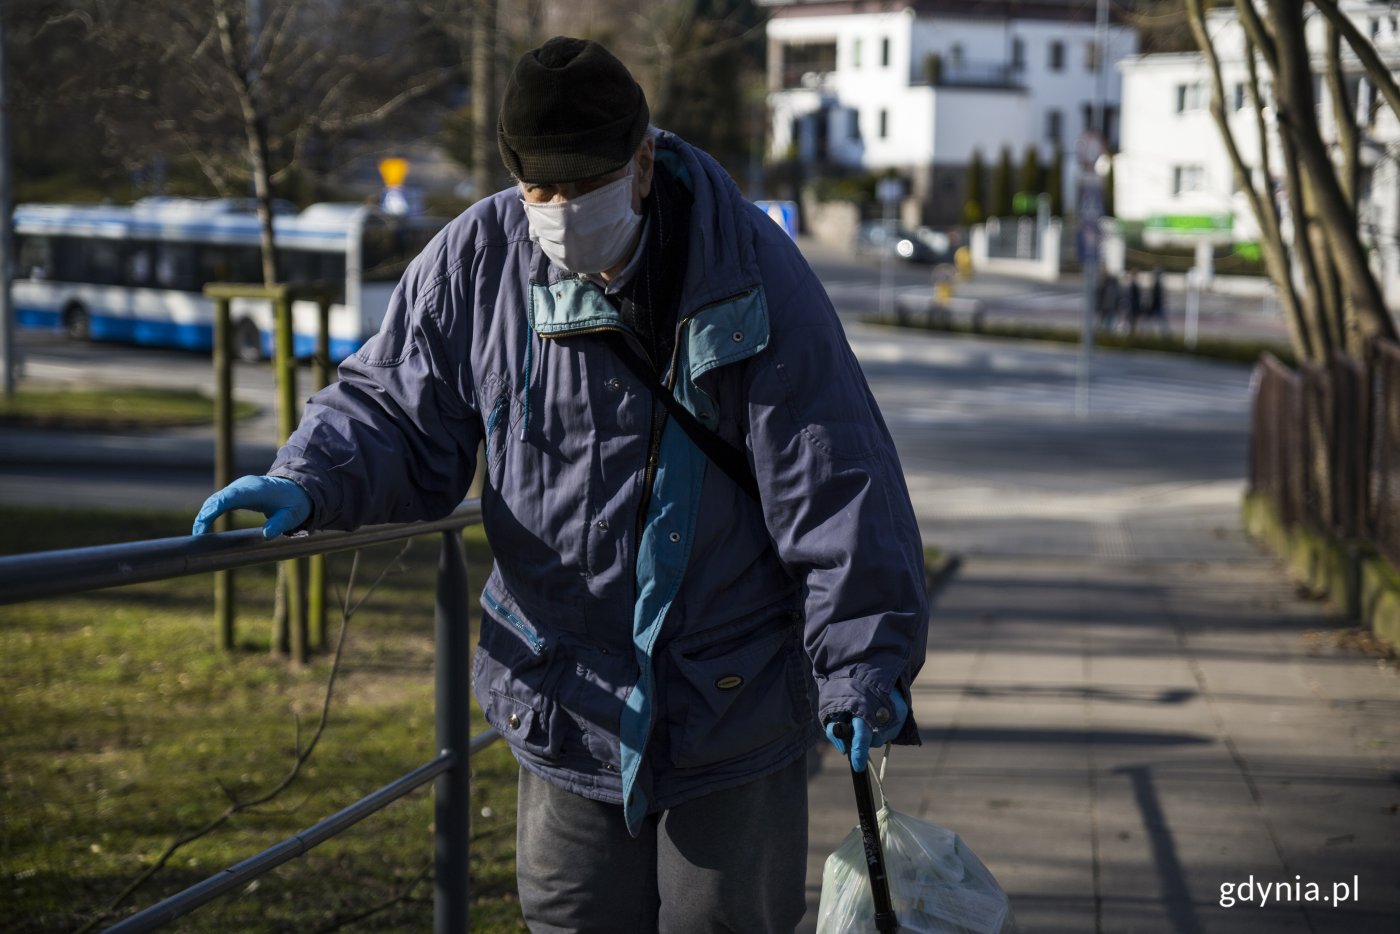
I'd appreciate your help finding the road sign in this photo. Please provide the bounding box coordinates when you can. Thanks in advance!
[754,200,799,240]
[378,158,410,188]
[876,178,904,204]
[1076,175,1104,265]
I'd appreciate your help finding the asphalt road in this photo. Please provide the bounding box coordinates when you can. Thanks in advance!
[1,246,1261,532]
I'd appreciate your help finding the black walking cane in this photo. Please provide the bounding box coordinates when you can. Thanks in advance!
[832,720,899,933]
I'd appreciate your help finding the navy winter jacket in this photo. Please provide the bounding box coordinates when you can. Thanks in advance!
[269,131,929,833]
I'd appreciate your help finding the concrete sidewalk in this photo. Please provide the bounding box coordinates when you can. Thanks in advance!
[802,549,1400,933]
[799,325,1400,932]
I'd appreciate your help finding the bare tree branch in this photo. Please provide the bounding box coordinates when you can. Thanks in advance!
[1267,0,1395,343]
[1185,0,1313,359]
[1315,0,1400,126]
[312,67,463,135]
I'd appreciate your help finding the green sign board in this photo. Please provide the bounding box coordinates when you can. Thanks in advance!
[1144,213,1233,232]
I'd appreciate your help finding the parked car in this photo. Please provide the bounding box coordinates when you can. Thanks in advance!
[856,221,953,264]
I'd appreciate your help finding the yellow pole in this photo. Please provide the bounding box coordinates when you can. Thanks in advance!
[308,294,332,650]
[212,295,235,651]
[274,287,307,665]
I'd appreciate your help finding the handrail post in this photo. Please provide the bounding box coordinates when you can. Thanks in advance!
[212,295,235,651]
[435,529,472,933]
[273,286,307,665]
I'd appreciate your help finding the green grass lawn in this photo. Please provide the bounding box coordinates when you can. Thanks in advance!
[0,507,525,932]
[0,386,259,431]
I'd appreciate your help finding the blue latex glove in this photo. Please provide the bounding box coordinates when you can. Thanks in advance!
[825,687,909,773]
[192,476,311,540]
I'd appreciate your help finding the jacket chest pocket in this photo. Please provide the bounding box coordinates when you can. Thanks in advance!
[664,619,808,770]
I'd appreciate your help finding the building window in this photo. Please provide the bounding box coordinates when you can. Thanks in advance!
[951,43,964,67]
[849,109,861,140]
[879,109,889,139]
[1086,41,1100,72]
[1175,82,1206,113]
[881,37,890,68]
[1172,164,1206,196]
[1011,37,1025,71]
[1049,41,1064,72]
[853,38,862,68]
[1046,109,1063,144]
[1233,82,1246,111]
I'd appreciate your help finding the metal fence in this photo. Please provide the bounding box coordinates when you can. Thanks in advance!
[1369,341,1400,569]
[0,501,497,933]
[1249,342,1398,567]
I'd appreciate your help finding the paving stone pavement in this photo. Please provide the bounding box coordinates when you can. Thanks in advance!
[800,326,1400,933]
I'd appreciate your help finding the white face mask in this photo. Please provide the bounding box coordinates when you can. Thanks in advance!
[521,163,642,275]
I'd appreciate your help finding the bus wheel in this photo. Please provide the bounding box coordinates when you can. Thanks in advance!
[233,319,264,363]
[63,304,91,341]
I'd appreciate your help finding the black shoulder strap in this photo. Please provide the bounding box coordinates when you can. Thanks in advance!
[604,333,761,502]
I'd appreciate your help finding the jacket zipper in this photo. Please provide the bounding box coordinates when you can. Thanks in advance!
[481,589,545,654]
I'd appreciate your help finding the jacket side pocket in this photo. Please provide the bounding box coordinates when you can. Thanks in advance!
[474,596,563,759]
[666,620,806,770]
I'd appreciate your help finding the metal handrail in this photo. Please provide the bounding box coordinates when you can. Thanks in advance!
[0,500,495,933]
[0,501,482,604]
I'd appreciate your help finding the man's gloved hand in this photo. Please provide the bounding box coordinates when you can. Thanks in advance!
[825,687,909,773]
[192,476,311,540]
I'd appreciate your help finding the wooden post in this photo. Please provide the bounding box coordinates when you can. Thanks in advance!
[212,295,235,651]
[273,287,307,666]
[308,293,332,650]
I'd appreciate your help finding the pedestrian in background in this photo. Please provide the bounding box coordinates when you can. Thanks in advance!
[1097,272,1121,332]
[1148,267,1169,333]
[1126,269,1143,333]
[191,36,929,934]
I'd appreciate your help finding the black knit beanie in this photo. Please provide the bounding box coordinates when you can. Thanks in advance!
[498,37,650,184]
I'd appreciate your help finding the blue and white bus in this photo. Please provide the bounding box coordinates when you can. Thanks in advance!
[12,197,445,361]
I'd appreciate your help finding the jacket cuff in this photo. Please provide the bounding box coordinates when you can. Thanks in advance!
[817,673,921,747]
[267,460,331,531]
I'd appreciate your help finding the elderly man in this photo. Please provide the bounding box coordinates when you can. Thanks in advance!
[194,36,928,933]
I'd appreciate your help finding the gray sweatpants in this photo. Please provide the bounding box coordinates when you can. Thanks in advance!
[515,756,809,933]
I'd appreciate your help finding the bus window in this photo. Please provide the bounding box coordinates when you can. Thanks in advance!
[50,237,83,281]
[155,243,199,291]
[362,222,437,283]
[17,235,52,280]
[82,240,125,286]
[278,249,347,302]
[126,241,155,287]
[198,245,263,286]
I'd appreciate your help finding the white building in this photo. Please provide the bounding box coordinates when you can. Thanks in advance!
[1116,1,1400,304]
[762,0,1138,225]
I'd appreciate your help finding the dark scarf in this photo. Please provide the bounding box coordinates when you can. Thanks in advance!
[609,159,692,375]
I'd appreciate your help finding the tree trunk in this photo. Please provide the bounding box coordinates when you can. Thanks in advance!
[1325,19,1366,356]
[471,0,497,197]
[1268,0,1396,344]
[1241,34,1316,360]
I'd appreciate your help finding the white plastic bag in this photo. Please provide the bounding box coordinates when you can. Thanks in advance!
[816,772,1016,934]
